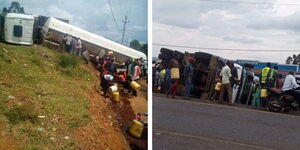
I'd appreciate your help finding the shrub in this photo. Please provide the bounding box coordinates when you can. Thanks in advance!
[59,54,79,68]
[4,104,38,125]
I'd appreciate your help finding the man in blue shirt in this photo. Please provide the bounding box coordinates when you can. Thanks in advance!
[183,58,194,99]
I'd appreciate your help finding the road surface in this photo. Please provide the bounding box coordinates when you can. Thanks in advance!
[153,96,300,150]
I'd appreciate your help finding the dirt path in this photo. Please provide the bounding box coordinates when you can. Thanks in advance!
[73,64,148,150]
[73,87,131,150]
[0,123,20,150]
[73,64,131,150]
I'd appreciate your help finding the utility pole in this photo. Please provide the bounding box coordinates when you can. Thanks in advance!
[121,15,129,44]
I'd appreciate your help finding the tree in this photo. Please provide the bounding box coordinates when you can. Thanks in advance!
[286,56,293,64]
[141,43,148,56]
[129,40,147,55]
[129,40,141,51]
[2,2,25,14]
[285,53,300,66]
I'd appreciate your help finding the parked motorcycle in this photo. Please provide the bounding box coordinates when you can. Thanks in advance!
[267,88,299,112]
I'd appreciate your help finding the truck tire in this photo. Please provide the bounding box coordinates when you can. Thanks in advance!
[159,53,171,60]
[160,48,173,55]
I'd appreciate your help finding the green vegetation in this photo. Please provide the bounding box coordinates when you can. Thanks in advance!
[0,43,97,149]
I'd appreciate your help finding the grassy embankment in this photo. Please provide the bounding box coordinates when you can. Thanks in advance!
[0,43,97,150]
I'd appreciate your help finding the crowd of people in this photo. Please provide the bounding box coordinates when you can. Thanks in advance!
[97,53,147,98]
[61,33,148,99]
[62,33,82,56]
[154,57,195,99]
[255,62,300,107]
[154,58,300,108]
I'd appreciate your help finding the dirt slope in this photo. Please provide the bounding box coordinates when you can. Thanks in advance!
[0,43,148,150]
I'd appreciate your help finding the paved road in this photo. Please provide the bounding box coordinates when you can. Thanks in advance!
[153,96,300,150]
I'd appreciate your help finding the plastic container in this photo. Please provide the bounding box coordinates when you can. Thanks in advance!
[261,89,267,98]
[110,85,118,92]
[129,119,144,138]
[214,82,222,91]
[171,68,179,79]
[130,81,141,91]
[112,91,119,102]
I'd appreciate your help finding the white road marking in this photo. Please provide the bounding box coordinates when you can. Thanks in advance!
[154,129,275,150]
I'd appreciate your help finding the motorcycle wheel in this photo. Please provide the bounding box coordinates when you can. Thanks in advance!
[267,95,281,112]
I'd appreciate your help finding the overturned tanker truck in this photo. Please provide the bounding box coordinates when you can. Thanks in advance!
[157,48,255,105]
[0,12,146,63]
[41,18,146,64]
[158,47,225,99]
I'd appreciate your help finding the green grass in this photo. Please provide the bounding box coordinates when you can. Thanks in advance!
[4,104,38,125]
[0,43,97,149]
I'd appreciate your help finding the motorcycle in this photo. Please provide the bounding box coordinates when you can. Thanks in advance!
[267,88,299,112]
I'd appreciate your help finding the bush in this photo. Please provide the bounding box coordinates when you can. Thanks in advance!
[4,104,38,125]
[59,54,79,68]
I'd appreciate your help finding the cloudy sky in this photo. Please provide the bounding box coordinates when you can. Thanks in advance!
[153,0,300,64]
[1,0,147,45]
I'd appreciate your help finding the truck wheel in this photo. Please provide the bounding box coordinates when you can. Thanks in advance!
[160,48,173,55]
[159,53,171,60]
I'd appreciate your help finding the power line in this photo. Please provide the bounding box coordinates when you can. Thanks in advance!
[198,0,300,6]
[107,0,121,31]
[153,43,300,52]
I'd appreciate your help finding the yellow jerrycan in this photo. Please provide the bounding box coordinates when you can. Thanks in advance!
[171,68,179,79]
[215,82,222,91]
[111,91,119,102]
[261,89,268,98]
[129,119,144,138]
[130,81,141,91]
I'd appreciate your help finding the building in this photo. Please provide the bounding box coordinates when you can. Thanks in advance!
[235,59,299,76]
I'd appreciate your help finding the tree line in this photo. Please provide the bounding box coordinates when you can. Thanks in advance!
[129,40,148,56]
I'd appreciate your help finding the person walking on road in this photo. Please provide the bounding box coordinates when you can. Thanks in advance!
[219,61,233,104]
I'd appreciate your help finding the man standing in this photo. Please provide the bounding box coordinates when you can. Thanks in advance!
[167,59,179,99]
[268,66,278,88]
[106,59,117,74]
[165,66,171,94]
[159,66,166,93]
[282,71,300,105]
[133,60,142,80]
[76,38,82,56]
[183,57,194,99]
[260,62,271,88]
[219,61,232,104]
[65,34,73,53]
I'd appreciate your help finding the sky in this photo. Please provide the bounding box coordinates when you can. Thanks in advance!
[153,0,300,64]
[1,0,148,45]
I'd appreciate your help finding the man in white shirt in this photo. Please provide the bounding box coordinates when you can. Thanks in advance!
[76,38,82,56]
[65,34,73,53]
[219,61,233,104]
[282,71,300,102]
